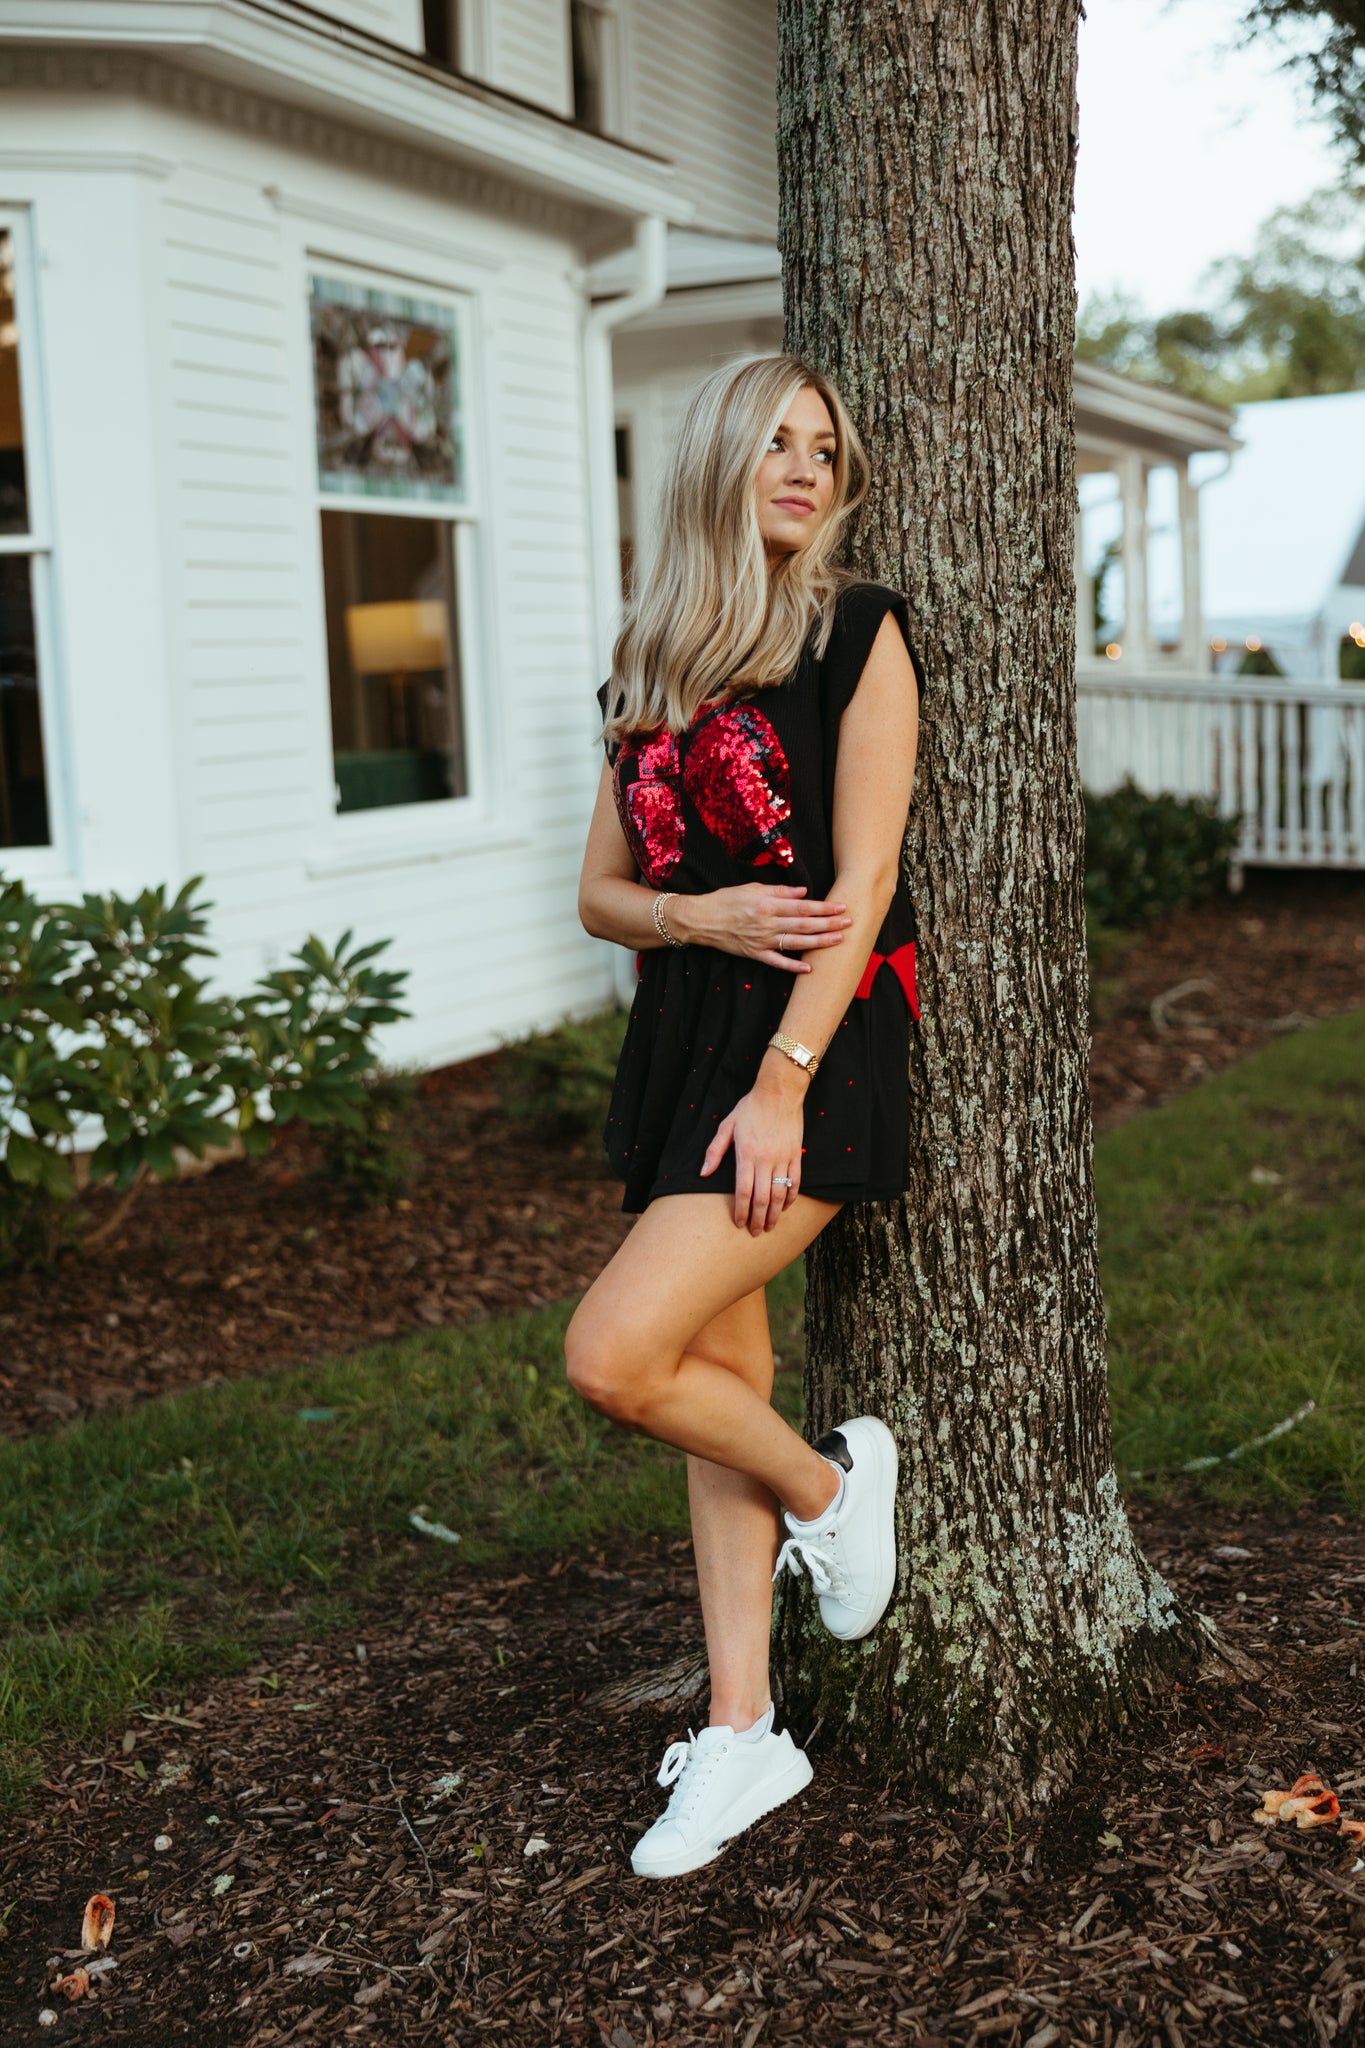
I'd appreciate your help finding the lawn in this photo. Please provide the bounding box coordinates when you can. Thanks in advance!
[1,1012,1361,1806]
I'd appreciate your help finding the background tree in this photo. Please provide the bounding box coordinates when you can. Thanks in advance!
[775,0,1235,1810]
[1077,185,1365,401]
[1240,0,1365,164]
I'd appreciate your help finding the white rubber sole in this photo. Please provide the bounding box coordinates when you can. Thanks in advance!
[823,1415,899,1642]
[629,1746,814,1879]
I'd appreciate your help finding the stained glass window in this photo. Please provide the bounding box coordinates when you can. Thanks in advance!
[310,276,465,505]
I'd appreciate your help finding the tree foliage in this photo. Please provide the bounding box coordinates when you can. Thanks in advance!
[1241,0,1365,163]
[1078,185,1365,400]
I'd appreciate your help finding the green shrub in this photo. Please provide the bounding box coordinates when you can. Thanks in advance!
[0,875,408,1270]
[1084,779,1240,930]
[322,1069,420,1207]
[498,1008,628,1140]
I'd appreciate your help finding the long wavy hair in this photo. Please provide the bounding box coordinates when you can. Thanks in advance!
[602,354,867,744]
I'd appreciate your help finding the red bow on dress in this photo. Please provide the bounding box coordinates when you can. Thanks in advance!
[853,940,919,1017]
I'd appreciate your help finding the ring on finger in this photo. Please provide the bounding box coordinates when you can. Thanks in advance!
[772,1174,794,1189]
[777,932,787,952]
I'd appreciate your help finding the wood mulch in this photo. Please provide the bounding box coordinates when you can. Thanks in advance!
[1086,869,1365,1132]
[3,1502,1364,2045]
[0,1059,631,1440]
[2,870,1363,1443]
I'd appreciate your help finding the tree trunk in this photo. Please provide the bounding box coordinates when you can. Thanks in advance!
[775,0,1233,1811]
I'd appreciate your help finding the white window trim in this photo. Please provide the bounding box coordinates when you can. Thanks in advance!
[0,203,74,891]
[280,233,514,875]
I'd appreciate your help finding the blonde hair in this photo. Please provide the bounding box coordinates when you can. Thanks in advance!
[602,354,867,744]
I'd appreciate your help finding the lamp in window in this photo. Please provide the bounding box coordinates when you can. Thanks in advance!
[345,599,450,748]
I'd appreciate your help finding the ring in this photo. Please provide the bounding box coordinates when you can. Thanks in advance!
[777,933,787,952]
[772,1175,794,1188]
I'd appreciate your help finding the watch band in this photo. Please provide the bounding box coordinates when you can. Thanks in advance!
[767,1031,820,1077]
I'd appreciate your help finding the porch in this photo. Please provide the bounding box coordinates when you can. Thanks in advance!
[1078,668,1365,874]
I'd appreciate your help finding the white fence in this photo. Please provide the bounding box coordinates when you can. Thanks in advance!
[1077,671,1365,871]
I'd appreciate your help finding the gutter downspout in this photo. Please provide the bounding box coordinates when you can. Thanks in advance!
[583,214,668,685]
[582,215,668,1006]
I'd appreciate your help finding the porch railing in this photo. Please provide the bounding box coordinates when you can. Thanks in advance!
[1076,670,1365,871]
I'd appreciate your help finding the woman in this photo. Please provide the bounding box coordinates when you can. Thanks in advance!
[568,353,921,1879]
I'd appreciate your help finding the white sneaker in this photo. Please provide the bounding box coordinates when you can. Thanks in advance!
[629,1721,814,1879]
[772,1416,899,1641]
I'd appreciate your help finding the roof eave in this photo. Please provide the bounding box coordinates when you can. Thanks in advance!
[0,0,690,226]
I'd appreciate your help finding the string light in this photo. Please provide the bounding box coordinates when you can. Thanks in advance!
[1210,638,1228,654]
[1245,636,1262,652]
[1104,642,1122,660]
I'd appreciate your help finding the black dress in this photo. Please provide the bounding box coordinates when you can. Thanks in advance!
[597,580,923,1216]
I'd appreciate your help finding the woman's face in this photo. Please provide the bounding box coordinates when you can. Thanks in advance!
[754,384,838,559]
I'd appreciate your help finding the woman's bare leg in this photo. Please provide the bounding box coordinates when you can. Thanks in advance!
[685,1288,784,1732]
[564,1192,841,1522]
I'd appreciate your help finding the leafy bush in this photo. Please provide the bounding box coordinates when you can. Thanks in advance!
[498,1008,628,1141]
[0,876,408,1269]
[322,1070,420,1208]
[1084,779,1240,930]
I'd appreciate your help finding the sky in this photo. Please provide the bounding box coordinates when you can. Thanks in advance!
[1074,0,1343,315]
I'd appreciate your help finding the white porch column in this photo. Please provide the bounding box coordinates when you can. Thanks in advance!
[1177,459,1206,671]
[1118,451,1150,667]
[1075,495,1093,669]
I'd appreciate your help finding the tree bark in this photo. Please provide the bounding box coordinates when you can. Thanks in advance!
[775,0,1234,1811]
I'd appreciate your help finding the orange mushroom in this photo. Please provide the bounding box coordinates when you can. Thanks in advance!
[1339,1818,1365,1845]
[80,1894,115,1951]
[53,1969,90,2002]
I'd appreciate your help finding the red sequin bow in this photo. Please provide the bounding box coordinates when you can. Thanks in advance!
[853,941,919,1017]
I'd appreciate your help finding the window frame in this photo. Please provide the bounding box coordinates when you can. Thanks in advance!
[0,203,69,883]
[296,247,502,871]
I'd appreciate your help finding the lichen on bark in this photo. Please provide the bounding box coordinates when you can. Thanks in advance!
[773,0,1232,1811]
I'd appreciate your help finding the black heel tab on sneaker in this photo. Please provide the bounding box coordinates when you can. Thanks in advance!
[813,1429,853,1472]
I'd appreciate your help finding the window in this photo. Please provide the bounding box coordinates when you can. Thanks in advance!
[0,223,50,851]
[421,0,459,69]
[571,0,611,134]
[310,273,471,816]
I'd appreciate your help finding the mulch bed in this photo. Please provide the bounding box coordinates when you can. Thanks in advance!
[3,1502,1364,2045]
[2,871,1363,1443]
[0,1060,632,1440]
[1087,869,1365,1132]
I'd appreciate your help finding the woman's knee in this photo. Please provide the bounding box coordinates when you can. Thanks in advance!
[564,1310,650,1423]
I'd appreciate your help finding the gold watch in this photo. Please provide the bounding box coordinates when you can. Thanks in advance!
[767,1031,820,1078]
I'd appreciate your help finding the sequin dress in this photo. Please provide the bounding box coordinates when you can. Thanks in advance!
[597,581,923,1215]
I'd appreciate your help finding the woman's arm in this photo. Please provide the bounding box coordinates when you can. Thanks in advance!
[701,612,920,1231]
[577,757,852,969]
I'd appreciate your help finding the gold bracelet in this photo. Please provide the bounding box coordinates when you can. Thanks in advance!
[652,892,684,948]
[767,1031,820,1078]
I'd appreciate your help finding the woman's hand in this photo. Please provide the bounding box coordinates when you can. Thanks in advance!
[700,1056,807,1232]
[673,883,850,974]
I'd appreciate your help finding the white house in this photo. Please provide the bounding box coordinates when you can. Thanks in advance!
[4,1,1344,1077]
[1200,390,1365,681]
[0,0,765,1067]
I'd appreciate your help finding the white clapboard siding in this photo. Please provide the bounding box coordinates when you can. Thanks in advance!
[134,132,613,1070]
[309,0,425,51]
[621,0,778,238]
[485,0,573,116]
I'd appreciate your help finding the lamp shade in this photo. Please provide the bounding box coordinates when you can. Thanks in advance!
[345,599,450,676]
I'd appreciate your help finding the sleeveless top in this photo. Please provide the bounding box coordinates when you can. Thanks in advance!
[597,580,923,1215]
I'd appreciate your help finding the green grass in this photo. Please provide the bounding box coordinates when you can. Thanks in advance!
[1100,1009,1365,1504]
[1,1014,1362,1803]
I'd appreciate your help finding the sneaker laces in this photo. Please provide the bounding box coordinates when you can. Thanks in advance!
[655,1731,727,1824]
[772,1530,850,1599]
